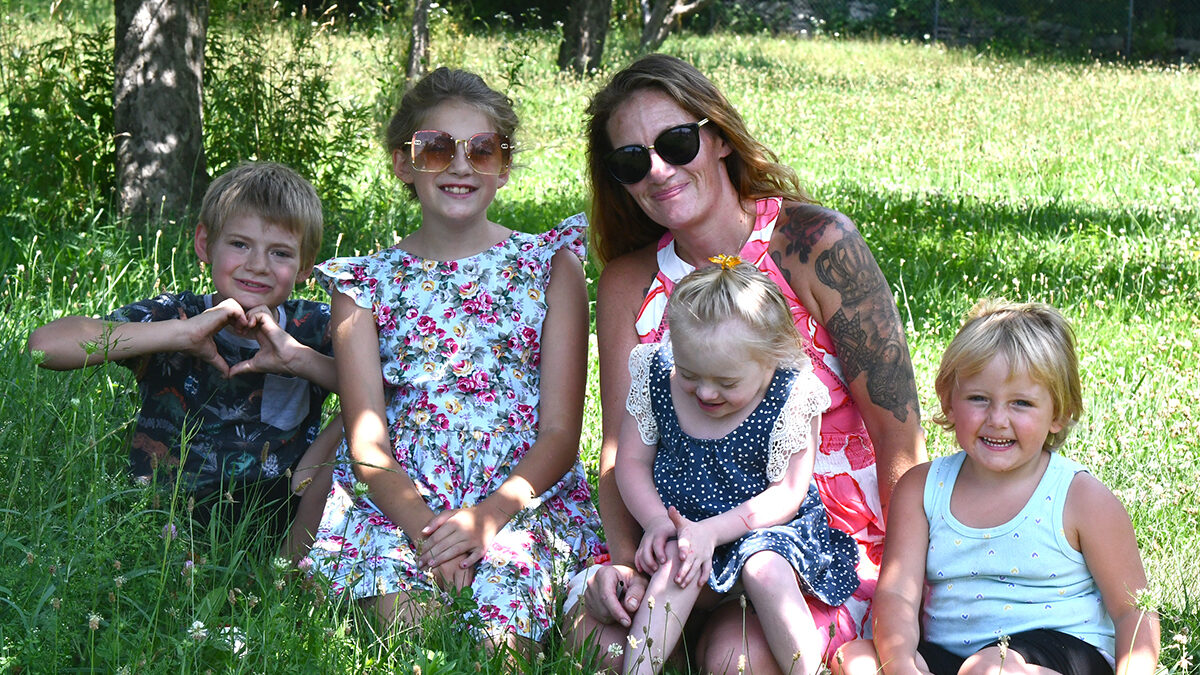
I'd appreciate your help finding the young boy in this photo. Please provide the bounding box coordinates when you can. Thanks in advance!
[28,162,337,535]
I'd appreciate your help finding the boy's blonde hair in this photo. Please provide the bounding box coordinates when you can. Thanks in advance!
[198,162,324,268]
[667,259,804,367]
[933,299,1083,450]
[384,68,518,199]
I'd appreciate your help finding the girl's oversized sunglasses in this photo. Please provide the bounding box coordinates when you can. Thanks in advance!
[406,130,513,176]
[602,118,710,185]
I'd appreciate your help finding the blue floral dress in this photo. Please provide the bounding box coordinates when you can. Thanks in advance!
[307,217,605,641]
[626,341,860,605]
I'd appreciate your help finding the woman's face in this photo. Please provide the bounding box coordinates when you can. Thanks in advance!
[605,88,733,236]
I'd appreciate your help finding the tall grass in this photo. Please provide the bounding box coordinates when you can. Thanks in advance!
[1,11,1198,673]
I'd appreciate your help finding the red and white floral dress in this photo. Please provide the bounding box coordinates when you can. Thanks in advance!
[308,217,606,642]
[633,197,885,656]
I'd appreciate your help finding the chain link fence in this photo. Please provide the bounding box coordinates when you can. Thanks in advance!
[719,0,1200,60]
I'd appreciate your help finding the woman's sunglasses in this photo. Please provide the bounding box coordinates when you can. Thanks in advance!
[603,118,710,185]
[405,130,513,176]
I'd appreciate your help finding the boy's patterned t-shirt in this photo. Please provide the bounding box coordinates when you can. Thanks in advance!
[105,291,333,493]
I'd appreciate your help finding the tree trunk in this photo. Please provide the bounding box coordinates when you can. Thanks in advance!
[113,0,209,222]
[407,0,431,85]
[558,0,612,75]
[640,0,712,51]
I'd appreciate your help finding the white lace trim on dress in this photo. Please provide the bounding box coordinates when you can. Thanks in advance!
[625,342,661,445]
[766,366,833,482]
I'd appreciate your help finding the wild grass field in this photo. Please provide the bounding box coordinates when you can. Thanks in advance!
[1,5,1198,673]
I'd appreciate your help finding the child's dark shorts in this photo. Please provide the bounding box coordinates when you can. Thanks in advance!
[918,629,1113,675]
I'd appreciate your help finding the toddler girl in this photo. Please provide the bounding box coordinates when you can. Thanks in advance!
[835,299,1159,675]
[615,257,860,674]
[305,67,604,649]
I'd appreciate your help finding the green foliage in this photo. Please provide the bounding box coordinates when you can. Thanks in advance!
[204,9,376,215]
[0,19,114,232]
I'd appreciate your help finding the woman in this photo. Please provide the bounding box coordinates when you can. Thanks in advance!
[566,54,926,673]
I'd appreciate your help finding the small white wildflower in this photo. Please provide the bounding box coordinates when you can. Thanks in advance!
[87,612,102,631]
[189,620,208,641]
[606,642,624,658]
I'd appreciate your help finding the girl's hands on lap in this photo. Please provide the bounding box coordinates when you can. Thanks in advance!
[669,506,714,588]
[418,505,502,570]
[430,552,476,592]
[635,515,676,575]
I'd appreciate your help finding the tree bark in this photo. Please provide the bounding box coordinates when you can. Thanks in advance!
[114,0,209,222]
[640,0,712,51]
[407,0,431,85]
[558,0,612,75]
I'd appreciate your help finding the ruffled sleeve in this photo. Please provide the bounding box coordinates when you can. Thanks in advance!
[535,213,588,265]
[312,252,385,311]
[625,342,661,445]
[765,365,833,483]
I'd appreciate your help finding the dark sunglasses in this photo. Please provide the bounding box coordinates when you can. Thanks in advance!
[603,118,710,184]
[405,130,513,175]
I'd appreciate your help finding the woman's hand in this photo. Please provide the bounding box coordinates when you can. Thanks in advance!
[634,514,676,575]
[418,504,504,570]
[583,564,648,629]
[669,506,715,588]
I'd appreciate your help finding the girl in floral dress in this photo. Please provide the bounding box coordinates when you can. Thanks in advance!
[306,68,605,649]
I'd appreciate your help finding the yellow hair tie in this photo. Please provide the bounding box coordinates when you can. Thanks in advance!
[709,254,743,270]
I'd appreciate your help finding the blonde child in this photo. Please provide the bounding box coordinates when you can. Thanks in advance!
[304,67,604,650]
[615,257,860,675]
[28,162,336,533]
[835,300,1159,675]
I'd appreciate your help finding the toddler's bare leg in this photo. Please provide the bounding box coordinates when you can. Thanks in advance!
[624,541,703,675]
[830,638,883,675]
[742,551,823,675]
[961,647,1058,675]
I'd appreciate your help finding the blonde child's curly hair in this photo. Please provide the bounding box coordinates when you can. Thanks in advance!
[933,299,1083,450]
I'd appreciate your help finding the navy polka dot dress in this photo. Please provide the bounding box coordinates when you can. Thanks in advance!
[628,342,860,606]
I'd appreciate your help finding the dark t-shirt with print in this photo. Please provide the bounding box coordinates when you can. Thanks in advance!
[105,291,333,494]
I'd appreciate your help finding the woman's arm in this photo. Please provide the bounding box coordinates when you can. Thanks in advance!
[769,203,925,513]
[594,246,660,566]
[613,409,675,574]
[330,291,436,537]
[419,248,589,568]
[872,465,934,675]
[1068,473,1160,675]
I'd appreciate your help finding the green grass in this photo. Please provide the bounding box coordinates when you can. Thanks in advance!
[2,14,1199,674]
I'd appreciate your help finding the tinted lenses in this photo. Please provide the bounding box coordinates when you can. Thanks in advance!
[408,130,513,175]
[603,118,709,184]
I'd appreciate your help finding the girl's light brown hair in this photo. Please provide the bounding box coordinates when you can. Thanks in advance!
[933,299,1083,450]
[384,68,518,199]
[666,261,804,368]
[585,54,815,265]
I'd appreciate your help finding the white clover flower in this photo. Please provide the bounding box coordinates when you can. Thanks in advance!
[188,620,208,641]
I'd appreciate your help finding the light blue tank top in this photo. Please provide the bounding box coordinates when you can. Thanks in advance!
[922,452,1115,658]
